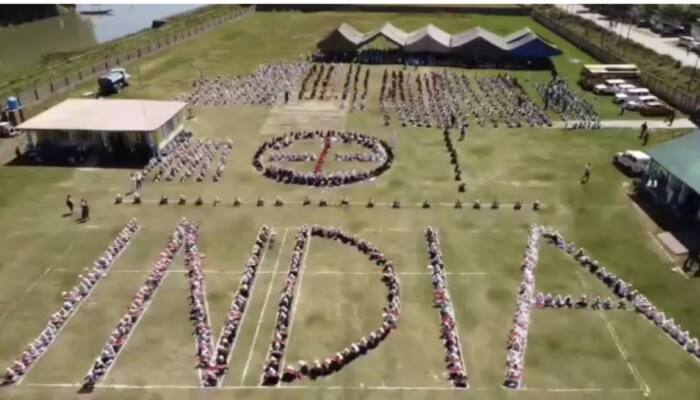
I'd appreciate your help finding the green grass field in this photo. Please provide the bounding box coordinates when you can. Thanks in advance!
[1,9,699,400]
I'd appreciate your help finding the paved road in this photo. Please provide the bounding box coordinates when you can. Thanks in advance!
[557,4,700,68]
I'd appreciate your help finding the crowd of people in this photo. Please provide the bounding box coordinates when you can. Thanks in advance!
[177,62,310,107]
[80,220,188,392]
[268,152,317,162]
[542,227,700,361]
[261,227,310,385]
[474,75,551,128]
[539,77,601,130]
[252,130,393,187]
[298,64,339,101]
[263,225,401,385]
[1,219,140,387]
[333,152,385,162]
[503,225,542,389]
[534,293,625,310]
[340,64,369,112]
[200,226,271,386]
[425,227,469,388]
[141,133,233,184]
[380,69,550,129]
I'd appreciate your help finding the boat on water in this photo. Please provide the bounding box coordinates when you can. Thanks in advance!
[80,9,113,16]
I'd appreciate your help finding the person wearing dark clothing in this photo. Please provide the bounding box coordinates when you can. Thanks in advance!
[66,195,74,215]
[284,91,289,104]
[580,163,591,184]
[459,124,467,141]
[639,122,648,138]
[642,131,650,146]
[668,110,676,126]
[80,199,90,222]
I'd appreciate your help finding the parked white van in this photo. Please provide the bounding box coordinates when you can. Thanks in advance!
[614,87,650,103]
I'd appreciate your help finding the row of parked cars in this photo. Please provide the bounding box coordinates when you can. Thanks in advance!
[592,79,670,116]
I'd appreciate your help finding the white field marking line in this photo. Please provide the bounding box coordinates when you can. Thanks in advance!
[51,269,488,277]
[433,228,469,388]
[275,233,312,387]
[574,271,651,395]
[15,228,140,385]
[218,230,271,387]
[94,238,181,388]
[24,382,488,391]
[516,387,643,393]
[239,228,289,385]
[301,270,488,276]
[0,240,77,322]
[95,272,174,387]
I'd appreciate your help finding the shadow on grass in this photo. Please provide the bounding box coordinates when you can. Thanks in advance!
[5,155,145,169]
[628,189,700,277]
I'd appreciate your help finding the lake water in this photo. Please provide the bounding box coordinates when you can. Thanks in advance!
[0,4,202,77]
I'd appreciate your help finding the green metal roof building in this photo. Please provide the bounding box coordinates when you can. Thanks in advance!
[645,131,700,219]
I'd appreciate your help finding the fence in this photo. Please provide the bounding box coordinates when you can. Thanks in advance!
[532,9,700,119]
[5,6,255,112]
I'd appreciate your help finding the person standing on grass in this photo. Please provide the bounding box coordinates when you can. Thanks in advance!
[391,130,397,149]
[639,121,648,138]
[65,195,74,215]
[668,110,676,127]
[581,163,592,184]
[459,122,468,141]
[80,199,90,222]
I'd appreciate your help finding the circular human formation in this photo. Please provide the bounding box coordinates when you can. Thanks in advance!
[252,130,394,187]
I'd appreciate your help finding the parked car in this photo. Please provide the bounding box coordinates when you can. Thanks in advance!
[593,79,628,95]
[613,150,650,175]
[677,36,698,48]
[640,101,674,117]
[615,88,651,104]
[624,95,659,111]
[97,68,130,95]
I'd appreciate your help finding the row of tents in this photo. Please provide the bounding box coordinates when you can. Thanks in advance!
[318,23,562,59]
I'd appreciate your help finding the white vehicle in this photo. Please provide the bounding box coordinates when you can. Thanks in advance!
[678,36,697,48]
[624,95,659,111]
[593,79,628,95]
[614,150,650,175]
[614,87,650,104]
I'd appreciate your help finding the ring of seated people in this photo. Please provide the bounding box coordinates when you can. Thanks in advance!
[200,226,271,386]
[252,130,394,187]
[261,226,401,385]
[142,132,233,184]
[542,227,700,360]
[425,227,469,388]
[177,62,310,107]
[80,220,189,392]
[1,220,140,387]
[503,225,542,389]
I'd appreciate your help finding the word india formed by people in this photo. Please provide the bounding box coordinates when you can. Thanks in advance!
[2,223,697,392]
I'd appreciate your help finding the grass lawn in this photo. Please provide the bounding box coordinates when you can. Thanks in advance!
[1,9,699,400]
